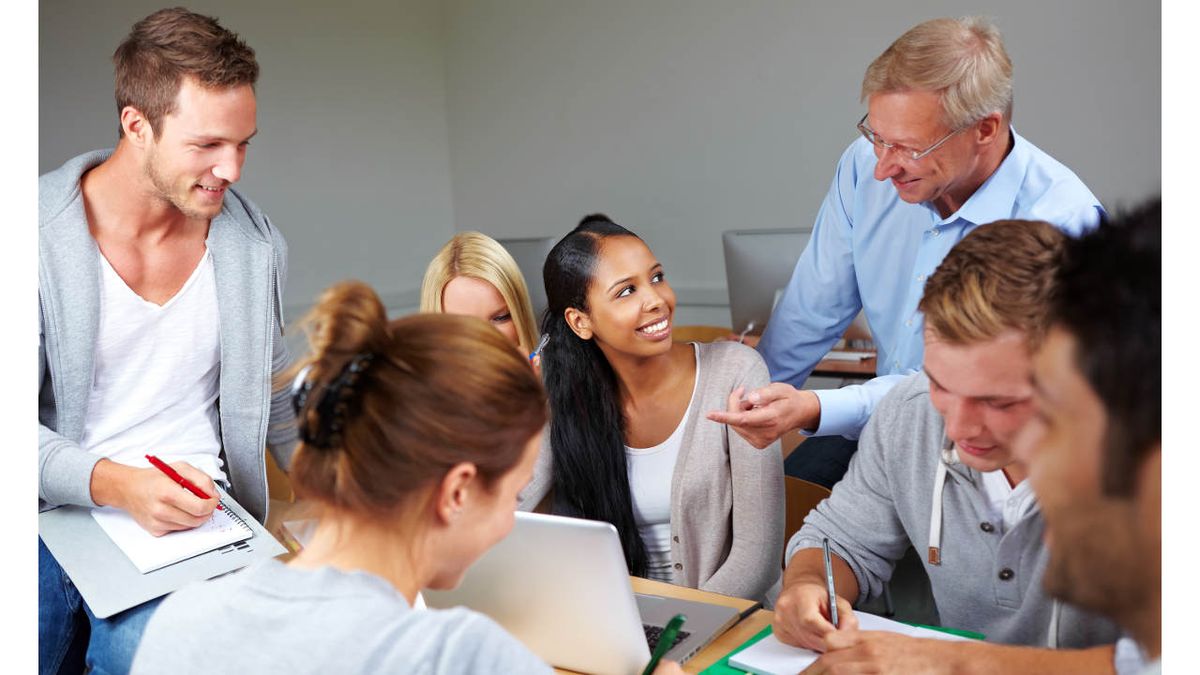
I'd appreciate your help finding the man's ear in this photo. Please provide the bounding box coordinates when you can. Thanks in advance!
[564,307,592,340]
[433,462,478,525]
[120,106,153,147]
[974,111,1004,147]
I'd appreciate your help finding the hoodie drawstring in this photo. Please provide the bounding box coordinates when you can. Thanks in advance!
[927,460,948,565]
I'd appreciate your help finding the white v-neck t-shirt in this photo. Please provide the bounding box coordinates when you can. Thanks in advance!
[79,248,225,482]
[625,344,700,581]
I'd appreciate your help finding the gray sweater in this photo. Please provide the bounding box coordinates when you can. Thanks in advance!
[132,559,551,674]
[521,341,785,603]
[38,150,298,524]
[788,372,1122,650]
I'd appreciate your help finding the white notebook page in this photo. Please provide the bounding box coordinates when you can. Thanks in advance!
[91,503,253,574]
[730,610,968,675]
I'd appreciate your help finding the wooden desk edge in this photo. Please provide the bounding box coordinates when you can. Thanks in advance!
[685,609,774,674]
[630,577,759,615]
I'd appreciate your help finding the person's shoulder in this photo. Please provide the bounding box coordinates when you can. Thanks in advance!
[377,606,549,673]
[870,372,939,433]
[696,340,770,383]
[143,564,253,632]
[222,187,287,248]
[39,149,111,227]
[1010,132,1102,230]
[697,339,765,368]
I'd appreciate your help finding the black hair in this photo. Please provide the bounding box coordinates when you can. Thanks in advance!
[540,213,649,576]
[1052,198,1160,496]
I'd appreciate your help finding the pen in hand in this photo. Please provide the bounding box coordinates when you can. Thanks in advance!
[145,454,223,510]
[529,333,550,361]
[642,613,686,675]
[823,537,839,628]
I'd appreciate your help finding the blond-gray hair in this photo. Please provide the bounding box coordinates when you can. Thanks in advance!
[862,16,1013,129]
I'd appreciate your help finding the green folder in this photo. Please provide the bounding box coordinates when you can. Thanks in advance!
[700,622,984,674]
[700,625,774,675]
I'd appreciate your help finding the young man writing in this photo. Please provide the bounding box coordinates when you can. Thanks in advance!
[775,220,1129,673]
[39,9,296,673]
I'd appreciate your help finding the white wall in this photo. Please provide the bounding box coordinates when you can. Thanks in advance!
[443,0,1160,325]
[39,0,456,320]
[41,1,1160,327]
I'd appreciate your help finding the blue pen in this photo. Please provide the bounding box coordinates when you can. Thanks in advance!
[529,333,550,361]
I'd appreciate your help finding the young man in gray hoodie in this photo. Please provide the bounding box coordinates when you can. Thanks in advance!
[774,220,1133,673]
[39,9,296,674]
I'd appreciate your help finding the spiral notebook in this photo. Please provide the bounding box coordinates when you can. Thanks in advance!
[91,499,254,573]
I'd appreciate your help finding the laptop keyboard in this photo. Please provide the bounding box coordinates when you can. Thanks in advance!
[643,624,690,652]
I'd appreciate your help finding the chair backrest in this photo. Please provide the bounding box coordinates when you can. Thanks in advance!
[672,325,732,344]
[784,476,832,561]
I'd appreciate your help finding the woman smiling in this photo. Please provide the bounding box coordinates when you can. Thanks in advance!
[520,214,784,603]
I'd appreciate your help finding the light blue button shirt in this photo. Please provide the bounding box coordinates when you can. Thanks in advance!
[758,130,1102,440]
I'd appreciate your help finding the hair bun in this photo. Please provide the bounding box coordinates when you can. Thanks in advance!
[306,280,389,359]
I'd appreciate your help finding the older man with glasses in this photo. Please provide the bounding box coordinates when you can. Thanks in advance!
[709,16,1103,490]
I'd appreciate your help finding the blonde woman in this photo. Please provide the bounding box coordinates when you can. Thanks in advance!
[421,232,540,357]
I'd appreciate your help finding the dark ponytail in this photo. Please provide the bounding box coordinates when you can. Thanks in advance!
[540,214,648,576]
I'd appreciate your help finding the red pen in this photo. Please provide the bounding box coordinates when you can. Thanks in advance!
[145,454,223,510]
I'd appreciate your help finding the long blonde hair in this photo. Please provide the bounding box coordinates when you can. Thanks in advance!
[420,232,539,355]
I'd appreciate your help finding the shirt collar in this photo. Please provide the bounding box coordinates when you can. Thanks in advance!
[931,127,1030,227]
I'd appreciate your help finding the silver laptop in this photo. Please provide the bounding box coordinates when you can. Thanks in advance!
[423,512,741,675]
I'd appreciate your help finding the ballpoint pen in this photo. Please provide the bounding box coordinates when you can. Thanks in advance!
[823,537,839,628]
[529,333,550,361]
[145,454,224,510]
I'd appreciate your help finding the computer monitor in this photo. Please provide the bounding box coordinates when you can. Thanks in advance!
[722,228,812,335]
[495,236,556,325]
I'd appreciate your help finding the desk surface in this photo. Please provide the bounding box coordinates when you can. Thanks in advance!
[555,578,774,674]
[811,352,877,377]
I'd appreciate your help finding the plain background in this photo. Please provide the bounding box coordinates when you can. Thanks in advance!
[18,2,1188,672]
[40,0,1160,325]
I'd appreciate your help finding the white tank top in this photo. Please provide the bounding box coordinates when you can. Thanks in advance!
[80,248,225,482]
[626,344,700,581]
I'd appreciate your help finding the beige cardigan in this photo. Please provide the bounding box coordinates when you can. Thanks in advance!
[519,341,784,603]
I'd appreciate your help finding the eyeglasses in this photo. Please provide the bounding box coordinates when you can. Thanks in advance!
[856,113,964,163]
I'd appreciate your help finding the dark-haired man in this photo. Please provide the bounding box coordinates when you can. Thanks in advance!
[1015,199,1161,673]
[39,8,295,673]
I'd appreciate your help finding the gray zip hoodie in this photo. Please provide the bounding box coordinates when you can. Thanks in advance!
[787,372,1121,651]
[38,150,297,524]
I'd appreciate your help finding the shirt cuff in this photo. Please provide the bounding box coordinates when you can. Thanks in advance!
[810,387,867,440]
[1113,635,1148,675]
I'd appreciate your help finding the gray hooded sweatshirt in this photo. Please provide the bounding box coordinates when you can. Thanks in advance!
[788,372,1122,652]
[38,150,297,524]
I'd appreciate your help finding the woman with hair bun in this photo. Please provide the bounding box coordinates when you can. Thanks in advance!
[132,281,684,673]
[521,214,784,604]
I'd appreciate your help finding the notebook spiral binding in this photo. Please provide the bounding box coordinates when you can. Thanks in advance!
[219,500,252,532]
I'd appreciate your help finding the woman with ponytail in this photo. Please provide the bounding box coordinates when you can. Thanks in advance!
[133,281,603,673]
[521,215,784,604]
